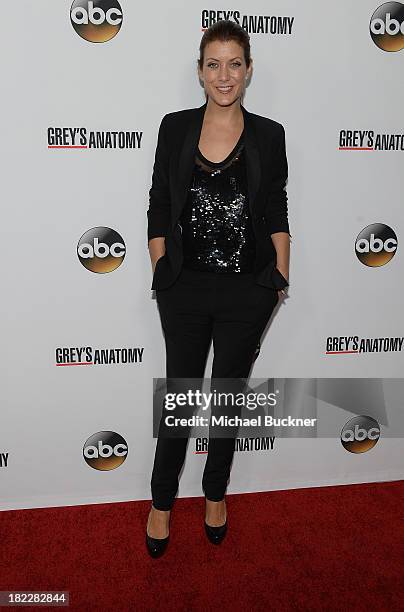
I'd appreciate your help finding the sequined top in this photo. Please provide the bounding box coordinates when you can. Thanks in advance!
[179,130,256,273]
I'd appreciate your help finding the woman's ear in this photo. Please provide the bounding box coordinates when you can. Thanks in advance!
[247,59,253,80]
[197,61,203,83]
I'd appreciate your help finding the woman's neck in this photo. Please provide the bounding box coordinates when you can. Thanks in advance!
[204,97,243,128]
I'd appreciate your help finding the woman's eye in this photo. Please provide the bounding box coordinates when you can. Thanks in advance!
[206,62,242,68]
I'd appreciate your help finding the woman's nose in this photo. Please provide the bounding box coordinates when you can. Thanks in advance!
[218,64,230,80]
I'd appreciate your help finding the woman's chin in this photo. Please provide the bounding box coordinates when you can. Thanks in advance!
[208,93,241,107]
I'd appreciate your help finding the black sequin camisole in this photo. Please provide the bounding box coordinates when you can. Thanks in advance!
[179,130,256,273]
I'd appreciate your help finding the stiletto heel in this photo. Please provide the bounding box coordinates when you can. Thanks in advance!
[145,506,170,558]
[204,519,227,544]
[204,498,227,544]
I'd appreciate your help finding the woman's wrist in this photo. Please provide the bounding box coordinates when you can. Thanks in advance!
[148,237,166,272]
[277,267,289,283]
[152,252,166,272]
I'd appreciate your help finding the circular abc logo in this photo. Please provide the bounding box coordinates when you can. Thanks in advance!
[370,2,404,51]
[70,0,123,43]
[355,223,397,267]
[341,416,380,453]
[77,227,126,273]
[83,431,128,470]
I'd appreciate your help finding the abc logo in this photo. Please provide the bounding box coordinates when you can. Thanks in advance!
[70,0,123,43]
[83,431,128,470]
[77,227,126,273]
[341,416,380,453]
[355,223,397,267]
[370,2,404,51]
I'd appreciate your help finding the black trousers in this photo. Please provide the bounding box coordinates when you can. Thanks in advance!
[151,265,279,511]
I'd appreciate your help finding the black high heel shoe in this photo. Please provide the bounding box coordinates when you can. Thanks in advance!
[204,519,227,544]
[204,499,227,545]
[146,506,170,558]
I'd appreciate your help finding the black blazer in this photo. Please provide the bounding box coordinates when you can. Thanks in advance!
[147,101,290,291]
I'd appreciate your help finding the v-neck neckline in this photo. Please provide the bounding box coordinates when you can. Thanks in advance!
[197,130,244,167]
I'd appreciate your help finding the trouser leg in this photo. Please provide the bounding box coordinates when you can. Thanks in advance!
[151,272,213,510]
[202,276,279,501]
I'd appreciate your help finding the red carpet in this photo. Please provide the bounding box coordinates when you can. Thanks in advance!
[0,481,403,611]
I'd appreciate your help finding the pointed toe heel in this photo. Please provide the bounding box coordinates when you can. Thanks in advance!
[145,505,170,558]
[145,532,170,558]
[204,519,227,545]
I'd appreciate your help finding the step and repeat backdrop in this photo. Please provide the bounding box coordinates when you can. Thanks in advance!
[2,1,404,510]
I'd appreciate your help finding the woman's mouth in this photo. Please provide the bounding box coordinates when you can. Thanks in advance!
[216,86,233,94]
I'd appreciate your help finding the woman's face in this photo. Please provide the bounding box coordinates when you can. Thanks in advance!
[198,39,252,108]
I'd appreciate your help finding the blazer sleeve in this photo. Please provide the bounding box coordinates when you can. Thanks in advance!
[147,114,171,242]
[265,124,291,237]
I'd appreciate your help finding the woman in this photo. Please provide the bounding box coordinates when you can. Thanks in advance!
[146,20,290,557]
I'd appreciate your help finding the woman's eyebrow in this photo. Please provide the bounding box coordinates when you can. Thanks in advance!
[205,56,243,61]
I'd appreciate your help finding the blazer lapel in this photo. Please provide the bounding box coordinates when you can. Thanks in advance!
[172,100,261,228]
[242,104,261,217]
